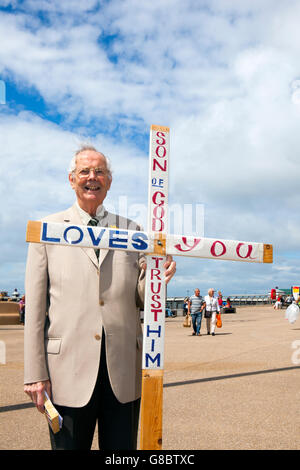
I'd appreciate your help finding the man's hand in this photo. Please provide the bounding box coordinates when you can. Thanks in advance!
[163,254,176,284]
[142,254,176,284]
[24,380,51,414]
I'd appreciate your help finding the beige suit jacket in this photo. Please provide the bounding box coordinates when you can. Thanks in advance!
[24,204,145,407]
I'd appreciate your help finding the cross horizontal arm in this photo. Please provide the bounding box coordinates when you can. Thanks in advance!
[26,220,273,263]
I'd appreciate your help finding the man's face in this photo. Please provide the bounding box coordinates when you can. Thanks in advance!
[69,150,112,213]
[195,289,200,296]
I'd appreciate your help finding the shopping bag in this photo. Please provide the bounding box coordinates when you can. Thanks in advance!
[216,313,222,328]
[183,314,191,327]
[285,303,300,324]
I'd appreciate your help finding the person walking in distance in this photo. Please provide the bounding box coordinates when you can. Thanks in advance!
[188,288,206,336]
[204,288,220,336]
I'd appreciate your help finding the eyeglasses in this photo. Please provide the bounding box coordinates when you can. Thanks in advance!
[75,167,108,178]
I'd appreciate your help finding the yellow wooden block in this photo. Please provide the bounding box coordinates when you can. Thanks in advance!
[26,221,42,243]
[263,244,273,263]
[151,124,170,133]
[153,233,166,256]
[140,369,164,450]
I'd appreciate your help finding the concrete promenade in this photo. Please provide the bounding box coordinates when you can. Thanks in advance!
[0,305,299,450]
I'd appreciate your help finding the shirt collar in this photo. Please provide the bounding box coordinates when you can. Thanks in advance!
[76,202,106,225]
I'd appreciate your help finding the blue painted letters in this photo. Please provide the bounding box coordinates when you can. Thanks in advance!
[87,227,105,246]
[132,232,148,251]
[41,223,61,243]
[145,353,161,367]
[109,230,128,249]
[63,226,84,245]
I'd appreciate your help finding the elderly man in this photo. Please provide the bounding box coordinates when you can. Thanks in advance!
[188,288,206,336]
[24,146,176,450]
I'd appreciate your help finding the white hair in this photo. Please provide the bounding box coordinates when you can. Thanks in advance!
[69,144,112,180]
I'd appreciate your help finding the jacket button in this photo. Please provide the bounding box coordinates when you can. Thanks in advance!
[95,334,101,341]
[99,300,104,306]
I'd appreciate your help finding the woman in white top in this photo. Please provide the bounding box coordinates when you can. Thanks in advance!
[204,288,220,336]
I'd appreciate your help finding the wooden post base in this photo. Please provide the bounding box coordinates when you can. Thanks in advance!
[139,369,164,450]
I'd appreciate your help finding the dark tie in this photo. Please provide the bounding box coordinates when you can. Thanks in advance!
[88,217,100,259]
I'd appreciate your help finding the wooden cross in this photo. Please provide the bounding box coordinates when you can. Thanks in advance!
[26,125,273,450]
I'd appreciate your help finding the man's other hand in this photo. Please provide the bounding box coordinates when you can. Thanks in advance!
[164,254,176,284]
[141,254,176,284]
[24,380,51,413]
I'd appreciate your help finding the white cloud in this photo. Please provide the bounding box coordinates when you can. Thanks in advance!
[23,0,99,13]
[1,1,300,295]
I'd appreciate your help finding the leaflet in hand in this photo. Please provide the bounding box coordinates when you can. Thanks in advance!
[44,391,63,434]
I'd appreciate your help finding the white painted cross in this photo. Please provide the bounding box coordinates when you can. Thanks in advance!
[26,125,273,450]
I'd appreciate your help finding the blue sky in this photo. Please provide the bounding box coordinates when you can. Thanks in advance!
[1,0,300,297]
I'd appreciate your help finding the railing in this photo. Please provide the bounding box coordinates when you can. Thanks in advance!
[166,294,272,315]
[228,295,271,306]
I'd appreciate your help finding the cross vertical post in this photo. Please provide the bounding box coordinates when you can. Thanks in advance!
[139,125,170,450]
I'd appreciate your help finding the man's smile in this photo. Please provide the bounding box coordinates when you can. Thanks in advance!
[84,184,101,192]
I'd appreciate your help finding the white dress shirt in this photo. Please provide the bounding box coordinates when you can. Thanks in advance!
[76,202,106,225]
